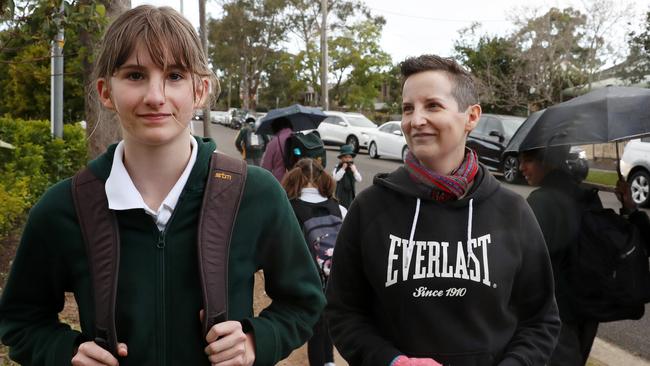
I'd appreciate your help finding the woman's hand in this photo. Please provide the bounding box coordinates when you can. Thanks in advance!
[204,320,255,366]
[71,341,128,366]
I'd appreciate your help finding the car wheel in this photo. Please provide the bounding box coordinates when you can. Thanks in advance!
[346,136,359,153]
[402,146,409,162]
[629,170,650,207]
[369,142,379,159]
[502,155,520,184]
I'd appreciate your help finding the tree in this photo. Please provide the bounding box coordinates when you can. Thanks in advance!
[621,11,650,84]
[208,0,288,111]
[328,17,391,111]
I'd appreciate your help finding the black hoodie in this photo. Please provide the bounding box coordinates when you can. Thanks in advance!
[325,165,560,366]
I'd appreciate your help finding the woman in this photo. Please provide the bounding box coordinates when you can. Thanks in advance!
[325,54,560,366]
[282,158,346,366]
[0,6,324,366]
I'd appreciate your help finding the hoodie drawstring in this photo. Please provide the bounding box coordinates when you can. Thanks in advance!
[467,198,474,244]
[408,198,421,246]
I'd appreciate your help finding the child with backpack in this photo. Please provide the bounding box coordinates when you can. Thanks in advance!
[0,6,325,366]
[235,117,268,166]
[332,144,362,208]
[282,158,347,366]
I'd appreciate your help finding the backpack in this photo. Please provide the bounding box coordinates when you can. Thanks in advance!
[291,199,342,287]
[568,189,650,322]
[71,152,247,356]
[246,129,265,150]
[283,131,327,169]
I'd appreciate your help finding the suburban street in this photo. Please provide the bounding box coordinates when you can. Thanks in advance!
[200,121,650,363]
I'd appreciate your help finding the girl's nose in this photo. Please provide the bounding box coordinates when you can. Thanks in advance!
[144,77,166,106]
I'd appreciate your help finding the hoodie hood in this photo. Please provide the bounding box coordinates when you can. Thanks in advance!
[373,164,501,206]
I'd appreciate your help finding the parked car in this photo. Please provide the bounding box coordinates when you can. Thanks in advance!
[210,110,229,124]
[468,113,588,183]
[367,121,409,161]
[620,138,650,207]
[316,111,376,153]
[230,109,251,129]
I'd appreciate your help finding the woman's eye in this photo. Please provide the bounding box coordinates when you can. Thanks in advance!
[427,103,440,110]
[402,106,413,113]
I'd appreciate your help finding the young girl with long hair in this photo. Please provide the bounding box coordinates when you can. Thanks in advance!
[0,6,324,366]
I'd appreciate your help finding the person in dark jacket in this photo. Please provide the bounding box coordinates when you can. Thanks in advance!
[332,144,362,208]
[325,54,560,366]
[519,146,649,366]
[0,6,325,366]
[235,117,268,166]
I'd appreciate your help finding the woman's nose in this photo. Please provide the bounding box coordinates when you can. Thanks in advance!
[410,108,427,128]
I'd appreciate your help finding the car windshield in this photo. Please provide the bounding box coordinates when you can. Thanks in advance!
[500,116,525,139]
[346,115,376,128]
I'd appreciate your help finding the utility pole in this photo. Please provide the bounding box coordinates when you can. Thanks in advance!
[199,0,211,138]
[320,0,328,111]
[51,0,65,139]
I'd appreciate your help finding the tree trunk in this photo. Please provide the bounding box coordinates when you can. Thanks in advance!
[82,0,130,159]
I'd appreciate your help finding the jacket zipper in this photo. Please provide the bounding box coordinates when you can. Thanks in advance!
[157,229,167,366]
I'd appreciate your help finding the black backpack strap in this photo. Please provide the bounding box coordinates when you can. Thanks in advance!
[71,168,120,357]
[198,152,248,336]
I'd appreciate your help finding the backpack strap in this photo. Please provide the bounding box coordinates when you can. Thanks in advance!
[71,168,120,357]
[198,152,248,336]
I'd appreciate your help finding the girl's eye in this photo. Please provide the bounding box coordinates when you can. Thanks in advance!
[169,72,184,81]
[126,72,144,81]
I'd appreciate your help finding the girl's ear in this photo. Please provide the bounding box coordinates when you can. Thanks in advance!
[194,78,210,108]
[465,104,482,132]
[97,78,115,110]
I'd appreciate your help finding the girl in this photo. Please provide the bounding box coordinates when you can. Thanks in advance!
[325,55,560,366]
[282,158,346,366]
[0,6,324,366]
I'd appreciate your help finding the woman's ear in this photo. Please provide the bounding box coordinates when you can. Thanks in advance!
[465,104,482,132]
[97,78,115,110]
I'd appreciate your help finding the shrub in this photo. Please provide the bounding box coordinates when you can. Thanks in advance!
[0,117,87,239]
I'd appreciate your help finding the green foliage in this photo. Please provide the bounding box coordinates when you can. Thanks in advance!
[0,0,108,121]
[0,117,87,239]
[621,11,650,84]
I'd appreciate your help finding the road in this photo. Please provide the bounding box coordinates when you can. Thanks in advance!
[199,121,650,362]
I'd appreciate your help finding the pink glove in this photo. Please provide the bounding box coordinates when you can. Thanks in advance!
[392,355,443,366]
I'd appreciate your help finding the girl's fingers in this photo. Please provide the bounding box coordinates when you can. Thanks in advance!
[71,341,119,366]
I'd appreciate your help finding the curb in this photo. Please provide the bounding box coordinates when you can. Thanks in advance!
[589,337,650,366]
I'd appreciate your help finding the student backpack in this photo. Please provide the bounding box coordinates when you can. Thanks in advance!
[568,189,650,322]
[290,199,342,287]
[71,152,247,357]
[283,131,327,170]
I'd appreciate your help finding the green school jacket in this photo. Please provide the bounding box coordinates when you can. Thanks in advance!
[0,136,325,366]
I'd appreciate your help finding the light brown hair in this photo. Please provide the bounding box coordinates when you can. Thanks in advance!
[92,5,219,104]
[282,158,335,200]
[400,54,478,110]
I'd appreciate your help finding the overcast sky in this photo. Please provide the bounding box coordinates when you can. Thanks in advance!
[132,0,649,65]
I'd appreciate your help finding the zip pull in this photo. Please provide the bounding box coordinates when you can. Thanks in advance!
[157,231,166,249]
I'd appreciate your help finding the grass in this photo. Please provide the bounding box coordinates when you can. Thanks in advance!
[585,169,619,187]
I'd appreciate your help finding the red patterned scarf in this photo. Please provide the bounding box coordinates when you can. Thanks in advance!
[404,149,479,201]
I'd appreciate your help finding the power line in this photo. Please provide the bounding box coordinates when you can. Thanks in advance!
[368,6,511,23]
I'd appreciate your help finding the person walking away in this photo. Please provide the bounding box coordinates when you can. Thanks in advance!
[332,144,362,208]
[282,158,347,366]
[235,117,267,166]
[325,54,560,366]
[519,146,650,366]
[0,6,325,366]
[261,117,292,182]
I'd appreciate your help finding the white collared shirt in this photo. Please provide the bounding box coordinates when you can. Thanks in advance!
[105,137,198,231]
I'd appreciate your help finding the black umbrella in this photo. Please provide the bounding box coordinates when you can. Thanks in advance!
[256,104,327,135]
[503,109,546,155]
[515,87,650,151]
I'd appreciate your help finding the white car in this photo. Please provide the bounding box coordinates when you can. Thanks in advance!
[210,110,229,124]
[317,111,376,153]
[368,121,409,161]
[620,138,650,207]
